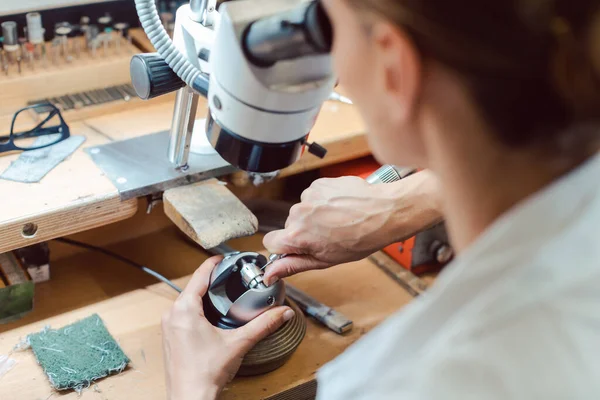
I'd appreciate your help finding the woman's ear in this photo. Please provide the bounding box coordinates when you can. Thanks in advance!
[371,21,421,125]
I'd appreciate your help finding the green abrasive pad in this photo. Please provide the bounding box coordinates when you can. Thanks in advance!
[28,314,130,392]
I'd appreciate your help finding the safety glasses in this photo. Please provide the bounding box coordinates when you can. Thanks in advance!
[0,103,70,155]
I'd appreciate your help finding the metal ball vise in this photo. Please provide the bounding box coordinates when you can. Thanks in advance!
[203,252,286,328]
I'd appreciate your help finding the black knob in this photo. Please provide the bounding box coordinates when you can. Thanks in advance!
[130,53,186,100]
[306,142,327,158]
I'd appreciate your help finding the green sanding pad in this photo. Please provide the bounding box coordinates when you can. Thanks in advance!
[28,314,130,392]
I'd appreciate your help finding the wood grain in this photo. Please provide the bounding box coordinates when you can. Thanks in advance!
[0,122,137,254]
[0,230,415,400]
[163,179,258,249]
[0,38,139,117]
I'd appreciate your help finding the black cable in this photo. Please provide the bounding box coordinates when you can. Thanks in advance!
[54,237,183,293]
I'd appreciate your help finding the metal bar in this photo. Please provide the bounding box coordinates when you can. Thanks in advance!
[168,87,199,169]
[368,251,428,297]
[285,284,353,335]
[189,0,209,24]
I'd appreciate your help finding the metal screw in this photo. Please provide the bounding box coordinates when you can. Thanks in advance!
[432,241,453,264]
[213,95,222,110]
[267,296,275,306]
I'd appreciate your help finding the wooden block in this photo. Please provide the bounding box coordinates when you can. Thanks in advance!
[0,253,28,285]
[163,179,258,249]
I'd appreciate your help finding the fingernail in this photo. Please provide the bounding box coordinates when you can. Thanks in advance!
[283,309,295,322]
[264,276,279,286]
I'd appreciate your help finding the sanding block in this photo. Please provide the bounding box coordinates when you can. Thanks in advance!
[163,179,258,249]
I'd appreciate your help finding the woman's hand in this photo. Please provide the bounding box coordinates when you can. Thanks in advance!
[263,171,442,285]
[162,256,295,400]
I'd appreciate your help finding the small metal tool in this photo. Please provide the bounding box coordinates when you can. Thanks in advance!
[2,21,19,63]
[205,252,285,328]
[261,253,287,270]
[328,91,353,105]
[0,41,7,76]
[51,38,60,65]
[365,164,417,185]
[102,28,112,56]
[286,284,353,334]
[25,42,35,70]
[113,22,129,54]
[18,37,27,61]
[54,22,73,61]
[26,12,45,48]
[98,13,113,31]
[41,42,47,68]
[87,25,99,57]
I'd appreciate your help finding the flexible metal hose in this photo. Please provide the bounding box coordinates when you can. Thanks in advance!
[134,0,207,94]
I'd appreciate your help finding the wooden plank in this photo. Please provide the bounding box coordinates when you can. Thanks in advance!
[83,97,181,141]
[0,38,139,117]
[0,230,415,399]
[0,122,138,254]
[163,179,258,249]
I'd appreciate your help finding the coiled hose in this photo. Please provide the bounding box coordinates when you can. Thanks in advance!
[134,0,209,95]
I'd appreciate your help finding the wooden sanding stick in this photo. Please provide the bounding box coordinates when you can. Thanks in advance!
[163,179,259,249]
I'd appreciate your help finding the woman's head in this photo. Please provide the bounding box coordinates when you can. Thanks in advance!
[322,0,600,168]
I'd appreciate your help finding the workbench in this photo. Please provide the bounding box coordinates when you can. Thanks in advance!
[0,28,379,398]
[0,90,367,255]
[0,223,416,399]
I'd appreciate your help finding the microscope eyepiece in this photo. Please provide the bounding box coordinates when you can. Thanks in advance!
[243,0,332,67]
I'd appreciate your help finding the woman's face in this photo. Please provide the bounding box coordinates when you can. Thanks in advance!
[322,0,426,167]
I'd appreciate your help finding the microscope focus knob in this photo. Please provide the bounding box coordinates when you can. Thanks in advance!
[130,53,186,100]
[306,142,327,159]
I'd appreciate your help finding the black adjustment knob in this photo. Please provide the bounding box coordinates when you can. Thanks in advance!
[306,142,327,158]
[130,53,186,100]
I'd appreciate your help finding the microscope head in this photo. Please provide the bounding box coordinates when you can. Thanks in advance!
[130,0,335,175]
[206,0,335,173]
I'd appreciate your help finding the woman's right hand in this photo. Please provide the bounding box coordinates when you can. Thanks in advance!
[262,171,442,285]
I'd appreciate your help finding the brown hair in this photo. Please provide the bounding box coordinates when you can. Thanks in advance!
[346,0,600,155]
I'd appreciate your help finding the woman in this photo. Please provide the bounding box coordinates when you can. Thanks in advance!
[162,0,600,398]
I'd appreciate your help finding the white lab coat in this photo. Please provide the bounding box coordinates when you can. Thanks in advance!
[317,153,600,400]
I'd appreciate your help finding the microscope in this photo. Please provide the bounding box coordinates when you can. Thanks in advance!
[130,0,335,330]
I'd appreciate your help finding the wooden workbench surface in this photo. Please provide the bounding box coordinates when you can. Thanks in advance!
[0,87,366,255]
[0,228,414,399]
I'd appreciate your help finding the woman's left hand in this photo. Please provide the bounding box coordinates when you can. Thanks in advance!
[162,256,295,400]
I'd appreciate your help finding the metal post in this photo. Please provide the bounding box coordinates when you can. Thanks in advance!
[189,0,209,24]
[168,87,199,169]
